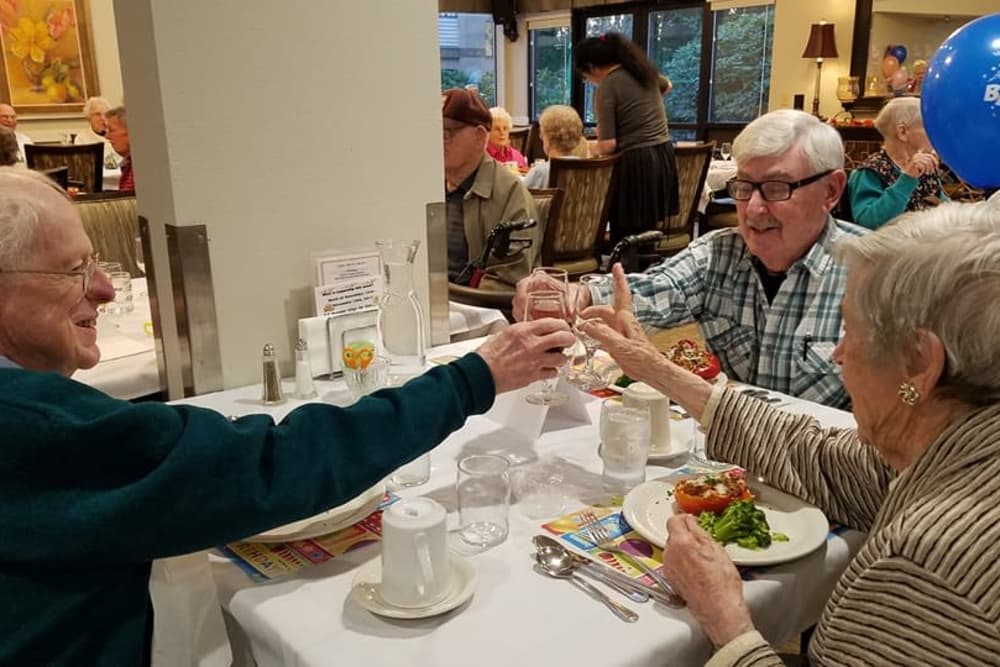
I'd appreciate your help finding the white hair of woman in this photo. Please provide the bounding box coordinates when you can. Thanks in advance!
[872,97,922,138]
[82,97,111,117]
[488,106,513,128]
[732,108,844,173]
[833,199,1000,405]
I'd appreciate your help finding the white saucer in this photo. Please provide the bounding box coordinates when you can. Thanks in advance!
[349,555,477,619]
[646,425,694,462]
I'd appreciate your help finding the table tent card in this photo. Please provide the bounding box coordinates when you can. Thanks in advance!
[484,377,591,440]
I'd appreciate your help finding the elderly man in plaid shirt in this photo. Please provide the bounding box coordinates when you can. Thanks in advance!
[516,110,866,409]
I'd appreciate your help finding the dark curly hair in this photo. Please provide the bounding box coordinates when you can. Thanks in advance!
[573,32,659,90]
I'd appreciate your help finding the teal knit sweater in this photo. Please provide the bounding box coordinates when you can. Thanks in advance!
[0,354,495,665]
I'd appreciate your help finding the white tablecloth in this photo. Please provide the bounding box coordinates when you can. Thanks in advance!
[103,167,122,191]
[699,160,738,213]
[170,338,862,667]
[74,278,162,399]
[448,301,509,341]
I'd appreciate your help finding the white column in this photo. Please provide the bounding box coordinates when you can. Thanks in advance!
[113,0,445,393]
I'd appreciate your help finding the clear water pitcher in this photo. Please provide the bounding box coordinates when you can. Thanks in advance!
[375,239,426,381]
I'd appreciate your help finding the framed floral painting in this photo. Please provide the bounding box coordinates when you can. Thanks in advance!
[0,0,99,114]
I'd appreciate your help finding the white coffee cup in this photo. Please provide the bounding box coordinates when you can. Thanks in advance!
[622,381,675,456]
[379,497,449,608]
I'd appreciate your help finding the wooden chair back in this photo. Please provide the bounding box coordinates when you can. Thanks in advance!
[546,154,618,277]
[25,142,104,192]
[654,141,713,255]
[509,126,530,156]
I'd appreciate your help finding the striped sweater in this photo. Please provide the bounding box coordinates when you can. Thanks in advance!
[704,390,1000,666]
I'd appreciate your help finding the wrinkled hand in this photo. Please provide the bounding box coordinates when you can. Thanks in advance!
[903,150,939,179]
[476,319,576,394]
[578,264,663,382]
[512,271,589,322]
[661,514,755,647]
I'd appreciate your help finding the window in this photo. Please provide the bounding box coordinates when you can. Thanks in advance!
[439,13,497,107]
[529,25,572,119]
[571,2,775,138]
[648,7,703,127]
[709,5,774,122]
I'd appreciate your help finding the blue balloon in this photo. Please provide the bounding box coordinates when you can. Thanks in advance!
[887,44,908,65]
[921,13,1000,188]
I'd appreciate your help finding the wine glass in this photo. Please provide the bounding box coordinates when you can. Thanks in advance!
[719,142,733,161]
[567,273,609,391]
[529,266,571,315]
[523,290,570,406]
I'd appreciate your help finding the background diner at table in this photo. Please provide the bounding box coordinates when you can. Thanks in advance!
[582,198,1000,665]
[521,104,589,190]
[0,167,576,665]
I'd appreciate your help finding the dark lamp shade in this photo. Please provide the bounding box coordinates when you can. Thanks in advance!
[802,23,838,59]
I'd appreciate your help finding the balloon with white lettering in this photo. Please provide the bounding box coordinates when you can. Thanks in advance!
[921,13,1000,187]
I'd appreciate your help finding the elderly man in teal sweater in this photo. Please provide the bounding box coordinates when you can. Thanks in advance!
[0,168,575,665]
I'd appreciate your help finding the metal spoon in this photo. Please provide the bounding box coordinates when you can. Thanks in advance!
[535,550,639,622]
[533,541,648,603]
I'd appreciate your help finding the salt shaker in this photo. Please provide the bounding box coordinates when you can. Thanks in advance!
[261,343,285,405]
[294,338,317,400]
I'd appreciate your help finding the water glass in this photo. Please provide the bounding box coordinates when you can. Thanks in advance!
[343,357,389,401]
[457,454,511,548]
[108,271,133,316]
[598,400,651,493]
[388,454,431,489]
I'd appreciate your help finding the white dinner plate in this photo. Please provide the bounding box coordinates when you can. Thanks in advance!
[248,482,386,543]
[349,555,477,619]
[622,478,828,566]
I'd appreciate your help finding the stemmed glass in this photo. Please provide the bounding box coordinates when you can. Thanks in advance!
[719,142,733,161]
[522,290,570,406]
[567,273,608,391]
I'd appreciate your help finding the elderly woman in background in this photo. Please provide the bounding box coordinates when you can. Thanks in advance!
[0,127,19,166]
[522,104,589,190]
[847,97,947,229]
[583,200,1000,665]
[77,96,111,144]
[485,106,528,170]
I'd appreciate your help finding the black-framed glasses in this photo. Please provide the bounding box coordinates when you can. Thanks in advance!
[726,169,834,202]
[0,256,98,293]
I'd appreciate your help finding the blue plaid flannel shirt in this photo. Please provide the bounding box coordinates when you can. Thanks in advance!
[593,218,868,409]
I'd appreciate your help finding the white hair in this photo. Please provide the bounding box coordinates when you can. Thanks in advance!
[0,168,71,269]
[873,97,922,138]
[732,109,844,172]
[488,106,513,128]
[82,96,111,117]
[833,199,1000,406]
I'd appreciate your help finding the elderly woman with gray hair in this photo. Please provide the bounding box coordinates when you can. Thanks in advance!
[522,104,589,190]
[582,199,1000,665]
[847,97,947,229]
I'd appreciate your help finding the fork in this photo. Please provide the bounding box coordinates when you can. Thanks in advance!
[578,511,685,608]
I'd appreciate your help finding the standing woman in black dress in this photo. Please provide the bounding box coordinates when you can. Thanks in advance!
[574,32,679,245]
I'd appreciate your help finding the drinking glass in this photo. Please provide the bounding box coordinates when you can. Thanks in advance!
[567,273,608,391]
[343,357,390,401]
[529,266,571,319]
[108,271,133,316]
[598,400,651,494]
[720,142,733,161]
[522,290,570,406]
[457,454,511,548]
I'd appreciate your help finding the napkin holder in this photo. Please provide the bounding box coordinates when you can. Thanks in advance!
[297,310,378,378]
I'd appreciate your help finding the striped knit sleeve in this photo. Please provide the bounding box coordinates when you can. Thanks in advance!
[813,556,1000,664]
[705,631,783,667]
[706,389,894,531]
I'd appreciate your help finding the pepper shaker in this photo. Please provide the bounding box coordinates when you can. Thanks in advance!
[294,338,317,400]
[261,343,286,405]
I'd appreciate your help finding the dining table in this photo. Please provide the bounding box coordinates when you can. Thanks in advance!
[699,159,738,213]
[165,337,864,667]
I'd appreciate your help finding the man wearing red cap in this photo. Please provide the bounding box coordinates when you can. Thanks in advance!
[442,88,537,289]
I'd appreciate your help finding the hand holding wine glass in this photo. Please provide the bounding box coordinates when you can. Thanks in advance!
[522,290,571,406]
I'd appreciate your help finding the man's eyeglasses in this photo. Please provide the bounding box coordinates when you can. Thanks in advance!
[726,169,834,202]
[0,256,99,293]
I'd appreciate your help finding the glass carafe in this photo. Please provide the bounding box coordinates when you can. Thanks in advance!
[375,239,426,381]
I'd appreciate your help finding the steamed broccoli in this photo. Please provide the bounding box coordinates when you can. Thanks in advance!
[697,500,776,550]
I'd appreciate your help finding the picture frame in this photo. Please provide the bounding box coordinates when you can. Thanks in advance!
[0,0,100,114]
